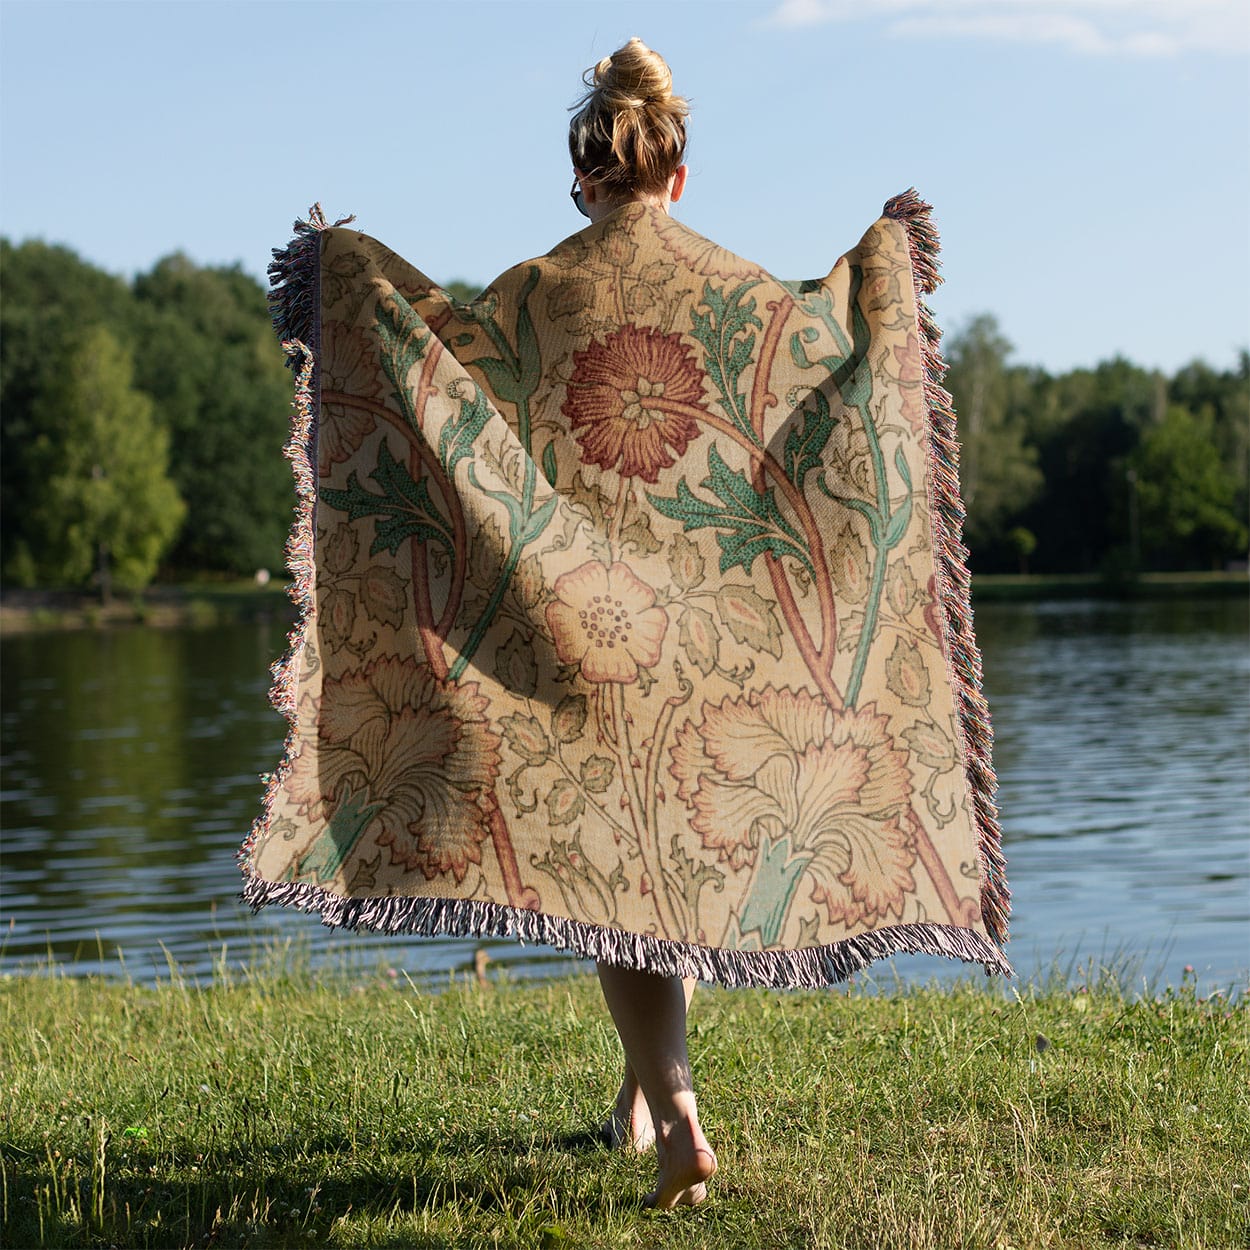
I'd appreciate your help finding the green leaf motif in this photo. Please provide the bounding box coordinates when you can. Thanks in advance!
[790,267,873,415]
[620,488,662,555]
[375,293,431,424]
[677,605,720,677]
[320,441,453,559]
[471,355,524,405]
[667,532,706,592]
[893,444,913,491]
[568,471,608,530]
[689,279,762,437]
[495,629,539,698]
[647,444,814,579]
[500,712,551,764]
[551,694,588,744]
[668,835,726,915]
[541,440,558,487]
[796,912,822,947]
[359,564,406,629]
[882,493,914,548]
[714,583,783,658]
[438,381,493,477]
[323,252,370,308]
[546,779,585,826]
[579,755,615,794]
[782,389,834,488]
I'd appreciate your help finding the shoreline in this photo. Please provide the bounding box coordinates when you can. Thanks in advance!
[1,570,1245,635]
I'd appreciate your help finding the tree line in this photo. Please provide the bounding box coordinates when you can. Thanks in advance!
[1,238,1245,594]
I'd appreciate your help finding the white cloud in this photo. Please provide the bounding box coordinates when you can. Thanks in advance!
[766,0,1250,57]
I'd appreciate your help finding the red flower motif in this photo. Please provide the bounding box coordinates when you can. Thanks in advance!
[562,325,706,482]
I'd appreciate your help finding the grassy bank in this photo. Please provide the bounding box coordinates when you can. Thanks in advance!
[0,581,292,634]
[970,571,1248,602]
[2,968,1245,1249]
[1,571,1244,634]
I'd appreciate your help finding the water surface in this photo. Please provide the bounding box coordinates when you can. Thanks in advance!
[2,597,1246,991]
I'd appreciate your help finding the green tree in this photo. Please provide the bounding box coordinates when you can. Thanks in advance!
[131,256,292,574]
[1021,357,1162,572]
[1169,354,1250,539]
[944,315,1043,565]
[1,239,139,581]
[1130,405,1246,570]
[442,279,481,303]
[26,326,185,596]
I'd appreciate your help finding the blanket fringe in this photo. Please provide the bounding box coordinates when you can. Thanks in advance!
[240,872,1013,988]
[266,204,355,360]
[239,206,348,874]
[883,189,1010,948]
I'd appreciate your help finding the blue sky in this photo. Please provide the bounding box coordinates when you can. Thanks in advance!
[2,0,1246,374]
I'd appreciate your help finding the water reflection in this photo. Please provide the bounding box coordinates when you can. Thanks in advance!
[2,597,1246,990]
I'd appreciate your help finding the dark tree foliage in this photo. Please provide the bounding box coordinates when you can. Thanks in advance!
[943,319,1248,574]
[2,241,1245,585]
[442,279,481,303]
[0,240,139,579]
[24,326,185,594]
[131,255,293,574]
[944,316,1043,564]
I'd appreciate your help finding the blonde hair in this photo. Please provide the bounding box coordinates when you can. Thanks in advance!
[568,38,688,197]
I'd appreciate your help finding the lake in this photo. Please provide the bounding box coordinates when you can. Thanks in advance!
[2,597,1247,993]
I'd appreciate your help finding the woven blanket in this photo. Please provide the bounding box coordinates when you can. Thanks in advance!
[240,192,1011,987]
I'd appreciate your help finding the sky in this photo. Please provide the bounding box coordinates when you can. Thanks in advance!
[1,0,1247,376]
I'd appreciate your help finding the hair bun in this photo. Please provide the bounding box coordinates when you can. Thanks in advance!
[594,36,673,109]
[569,38,689,196]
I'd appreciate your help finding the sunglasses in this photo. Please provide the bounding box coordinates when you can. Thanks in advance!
[570,176,588,219]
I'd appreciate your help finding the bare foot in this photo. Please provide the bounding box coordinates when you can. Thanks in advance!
[644,1118,717,1210]
[602,1078,655,1151]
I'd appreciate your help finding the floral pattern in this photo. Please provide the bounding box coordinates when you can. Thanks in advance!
[318,322,384,476]
[287,656,501,882]
[892,332,926,435]
[562,324,706,482]
[651,210,761,281]
[670,688,916,926]
[247,196,1005,977]
[546,560,668,683]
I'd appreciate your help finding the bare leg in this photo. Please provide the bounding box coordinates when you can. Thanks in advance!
[596,964,717,1208]
[602,978,696,1152]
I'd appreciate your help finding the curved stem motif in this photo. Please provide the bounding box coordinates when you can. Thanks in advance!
[656,397,844,710]
[905,805,965,925]
[321,389,467,640]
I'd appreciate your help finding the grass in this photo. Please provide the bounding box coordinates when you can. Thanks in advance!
[0,580,292,634]
[1,963,1246,1250]
[970,571,1247,602]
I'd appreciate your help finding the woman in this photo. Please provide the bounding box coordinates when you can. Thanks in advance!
[245,36,1010,1215]
[567,37,718,1210]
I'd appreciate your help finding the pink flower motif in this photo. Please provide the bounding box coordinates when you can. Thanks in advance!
[670,688,916,925]
[892,332,926,436]
[287,656,501,883]
[546,561,668,683]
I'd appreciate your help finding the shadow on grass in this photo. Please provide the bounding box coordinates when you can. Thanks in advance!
[3,1124,635,1249]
